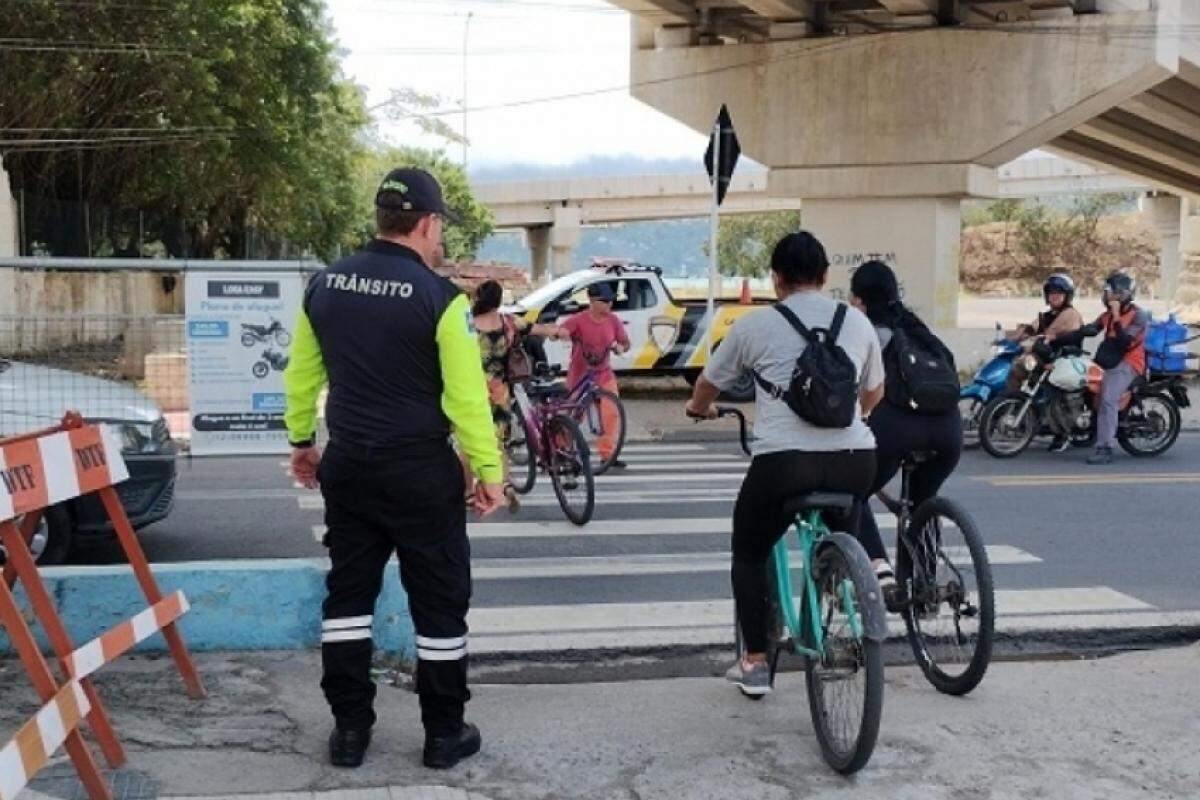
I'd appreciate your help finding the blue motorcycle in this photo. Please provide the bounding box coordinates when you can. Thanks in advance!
[960,325,1021,448]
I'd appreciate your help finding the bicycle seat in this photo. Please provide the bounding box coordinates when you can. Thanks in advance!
[526,380,568,398]
[782,492,857,517]
[905,450,937,465]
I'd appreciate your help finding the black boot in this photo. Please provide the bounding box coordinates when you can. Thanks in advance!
[329,727,372,768]
[423,722,481,769]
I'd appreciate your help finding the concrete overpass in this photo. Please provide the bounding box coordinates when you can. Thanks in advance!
[473,155,1187,292]
[608,0,1200,324]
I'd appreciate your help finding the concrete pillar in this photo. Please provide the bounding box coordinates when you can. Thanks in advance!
[1139,193,1182,301]
[1177,197,1200,321]
[549,205,582,278]
[801,196,961,331]
[0,160,17,323]
[525,225,551,285]
[0,160,17,258]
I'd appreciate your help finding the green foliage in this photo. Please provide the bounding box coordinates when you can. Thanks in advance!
[1015,193,1132,267]
[704,211,802,278]
[354,145,494,261]
[0,0,368,260]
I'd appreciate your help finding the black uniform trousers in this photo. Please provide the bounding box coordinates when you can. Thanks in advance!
[317,439,470,738]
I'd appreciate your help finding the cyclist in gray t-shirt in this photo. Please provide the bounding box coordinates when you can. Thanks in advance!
[685,231,885,697]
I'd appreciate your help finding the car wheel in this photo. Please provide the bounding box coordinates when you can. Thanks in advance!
[2,505,72,566]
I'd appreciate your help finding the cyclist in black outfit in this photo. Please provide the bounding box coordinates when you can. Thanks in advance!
[849,260,963,604]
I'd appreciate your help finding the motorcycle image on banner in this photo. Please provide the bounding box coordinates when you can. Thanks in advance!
[185,271,305,455]
[978,348,1187,460]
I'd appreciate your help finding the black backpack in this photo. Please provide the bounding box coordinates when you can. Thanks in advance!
[885,323,960,414]
[753,303,859,429]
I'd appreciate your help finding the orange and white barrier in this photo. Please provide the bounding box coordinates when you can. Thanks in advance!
[0,414,204,800]
[0,424,128,522]
[64,591,191,681]
[0,681,90,800]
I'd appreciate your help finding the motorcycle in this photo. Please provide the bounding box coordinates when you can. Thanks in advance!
[252,349,290,379]
[241,317,292,348]
[960,323,1020,449]
[979,347,1188,459]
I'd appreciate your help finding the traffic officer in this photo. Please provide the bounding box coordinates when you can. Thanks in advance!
[284,167,503,770]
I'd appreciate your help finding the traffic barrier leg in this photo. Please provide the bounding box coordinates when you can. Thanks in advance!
[0,521,126,768]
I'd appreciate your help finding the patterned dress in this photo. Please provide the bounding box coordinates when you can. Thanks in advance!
[477,314,532,439]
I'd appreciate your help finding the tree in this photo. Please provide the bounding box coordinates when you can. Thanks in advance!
[706,211,801,278]
[0,0,368,261]
[354,144,494,262]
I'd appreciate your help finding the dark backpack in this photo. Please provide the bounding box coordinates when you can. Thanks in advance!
[884,324,960,414]
[753,303,859,429]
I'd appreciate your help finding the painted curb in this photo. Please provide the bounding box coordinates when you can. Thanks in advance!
[0,558,415,659]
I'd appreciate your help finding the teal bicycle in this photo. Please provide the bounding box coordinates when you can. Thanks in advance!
[701,407,887,775]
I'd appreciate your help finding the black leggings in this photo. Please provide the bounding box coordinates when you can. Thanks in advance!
[732,449,876,654]
[858,402,963,559]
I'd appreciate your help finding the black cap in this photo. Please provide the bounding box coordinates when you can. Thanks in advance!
[375,168,459,222]
[587,283,615,301]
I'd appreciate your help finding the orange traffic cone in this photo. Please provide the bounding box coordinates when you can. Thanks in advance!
[739,278,752,305]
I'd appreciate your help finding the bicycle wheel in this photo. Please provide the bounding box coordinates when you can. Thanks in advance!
[979,393,1036,458]
[547,415,594,526]
[505,407,537,495]
[895,496,994,696]
[733,550,785,701]
[580,388,627,475]
[804,534,884,775]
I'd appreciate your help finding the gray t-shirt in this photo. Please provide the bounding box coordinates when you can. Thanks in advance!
[704,291,885,455]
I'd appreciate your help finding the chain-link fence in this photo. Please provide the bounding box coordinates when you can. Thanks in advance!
[0,313,184,444]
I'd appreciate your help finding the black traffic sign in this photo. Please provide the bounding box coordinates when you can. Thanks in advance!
[703,104,740,206]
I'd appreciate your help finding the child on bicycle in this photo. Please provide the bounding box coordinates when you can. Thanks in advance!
[555,282,631,468]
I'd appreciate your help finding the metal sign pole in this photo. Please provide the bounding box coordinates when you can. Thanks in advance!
[707,118,721,360]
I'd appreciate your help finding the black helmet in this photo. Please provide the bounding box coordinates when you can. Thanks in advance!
[1043,273,1075,305]
[1103,270,1136,307]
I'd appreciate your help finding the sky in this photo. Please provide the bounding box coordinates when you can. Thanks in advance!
[325,0,710,170]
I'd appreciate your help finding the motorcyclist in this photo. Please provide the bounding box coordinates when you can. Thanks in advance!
[1006,273,1083,451]
[1056,271,1149,465]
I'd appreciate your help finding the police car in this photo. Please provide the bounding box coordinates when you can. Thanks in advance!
[507,261,768,401]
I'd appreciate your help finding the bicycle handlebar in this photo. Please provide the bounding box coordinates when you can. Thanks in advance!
[686,405,752,456]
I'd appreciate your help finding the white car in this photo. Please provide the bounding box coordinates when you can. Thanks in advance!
[0,359,177,564]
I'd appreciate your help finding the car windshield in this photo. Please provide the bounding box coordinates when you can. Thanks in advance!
[512,273,584,310]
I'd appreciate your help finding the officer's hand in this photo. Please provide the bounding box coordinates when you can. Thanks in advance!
[291,446,322,490]
[470,482,505,517]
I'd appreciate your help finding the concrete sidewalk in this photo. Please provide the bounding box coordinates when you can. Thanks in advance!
[5,645,1198,800]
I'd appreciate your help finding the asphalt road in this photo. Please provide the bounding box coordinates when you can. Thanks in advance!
[104,429,1200,651]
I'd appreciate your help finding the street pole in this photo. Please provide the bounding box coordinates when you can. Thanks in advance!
[462,11,473,171]
[707,118,720,359]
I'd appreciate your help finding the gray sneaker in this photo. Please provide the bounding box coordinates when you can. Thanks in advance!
[725,659,772,697]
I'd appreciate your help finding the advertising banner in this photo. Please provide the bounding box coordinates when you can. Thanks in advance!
[184,272,305,455]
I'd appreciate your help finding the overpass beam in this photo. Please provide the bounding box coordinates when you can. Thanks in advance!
[1139,193,1183,301]
[802,196,962,331]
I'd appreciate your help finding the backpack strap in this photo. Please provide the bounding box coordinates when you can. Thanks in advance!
[751,370,786,401]
[828,303,848,344]
[773,304,818,344]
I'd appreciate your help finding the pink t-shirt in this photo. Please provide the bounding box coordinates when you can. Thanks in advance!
[561,311,629,387]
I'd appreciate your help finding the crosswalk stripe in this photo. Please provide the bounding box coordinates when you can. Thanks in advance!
[609,444,707,453]
[467,545,1038,579]
[468,588,1158,653]
[465,516,897,538]
[603,453,743,463]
